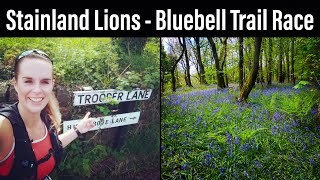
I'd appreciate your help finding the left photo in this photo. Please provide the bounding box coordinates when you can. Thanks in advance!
[0,37,160,180]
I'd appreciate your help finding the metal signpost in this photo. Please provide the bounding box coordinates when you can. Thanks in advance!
[63,88,152,132]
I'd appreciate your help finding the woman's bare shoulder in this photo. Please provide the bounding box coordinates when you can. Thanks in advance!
[0,115,13,134]
[0,115,14,162]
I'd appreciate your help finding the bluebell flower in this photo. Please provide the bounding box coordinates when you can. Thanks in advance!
[226,133,232,144]
[309,158,315,165]
[234,137,240,145]
[182,141,187,146]
[310,108,318,115]
[161,145,166,153]
[242,143,250,152]
[209,141,214,148]
[181,163,189,170]
[205,154,211,164]
[273,112,284,121]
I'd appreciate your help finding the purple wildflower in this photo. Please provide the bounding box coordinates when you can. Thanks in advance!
[234,137,240,145]
[205,154,211,164]
[181,163,189,170]
[242,143,250,152]
[226,133,232,144]
[310,108,318,115]
[273,112,285,121]
[309,158,315,165]
[161,145,166,153]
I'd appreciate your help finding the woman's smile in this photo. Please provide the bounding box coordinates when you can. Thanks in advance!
[29,97,44,103]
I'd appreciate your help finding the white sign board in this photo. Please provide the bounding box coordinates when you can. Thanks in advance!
[63,111,140,133]
[73,89,152,106]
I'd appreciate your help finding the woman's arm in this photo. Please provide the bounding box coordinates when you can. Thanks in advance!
[0,116,14,161]
[58,112,95,148]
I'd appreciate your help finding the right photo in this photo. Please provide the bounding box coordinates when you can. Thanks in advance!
[161,37,320,179]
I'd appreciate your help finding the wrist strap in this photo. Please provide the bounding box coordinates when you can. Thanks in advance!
[73,126,82,137]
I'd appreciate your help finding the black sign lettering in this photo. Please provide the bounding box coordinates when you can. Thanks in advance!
[106,92,113,98]
[117,92,123,101]
[85,94,91,104]
[99,94,106,102]
[132,91,138,100]
[78,94,85,104]
[92,94,99,103]
[144,90,150,98]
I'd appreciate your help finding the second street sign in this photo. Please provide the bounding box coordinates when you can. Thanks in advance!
[73,89,152,106]
[63,111,141,133]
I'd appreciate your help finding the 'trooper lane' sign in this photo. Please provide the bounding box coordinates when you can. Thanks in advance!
[73,89,152,106]
[63,111,141,132]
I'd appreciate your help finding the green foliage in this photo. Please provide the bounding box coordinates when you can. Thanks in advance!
[52,38,119,89]
[239,128,269,141]
[0,37,159,91]
[116,71,141,90]
[56,140,111,178]
[96,105,110,116]
[122,125,160,157]
[96,96,120,116]
[293,80,310,89]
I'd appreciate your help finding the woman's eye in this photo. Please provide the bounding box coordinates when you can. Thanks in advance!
[42,81,49,84]
[25,81,32,83]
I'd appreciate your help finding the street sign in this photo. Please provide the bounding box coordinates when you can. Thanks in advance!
[63,111,141,133]
[73,89,152,106]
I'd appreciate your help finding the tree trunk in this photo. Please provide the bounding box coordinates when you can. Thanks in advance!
[221,37,229,87]
[225,75,229,87]
[267,38,272,85]
[171,38,185,92]
[317,97,320,122]
[207,37,226,89]
[286,41,290,83]
[171,69,176,92]
[259,49,264,83]
[183,38,192,87]
[160,38,164,94]
[238,37,262,102]
[279,38,284,83]
[291,38,295,85]
[195,37,207,84]
[243,66,246,82]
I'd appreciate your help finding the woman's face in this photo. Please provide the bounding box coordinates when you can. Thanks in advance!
[14,58,54,114]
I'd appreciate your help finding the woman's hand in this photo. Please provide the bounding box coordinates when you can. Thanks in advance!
[76,112,95,134]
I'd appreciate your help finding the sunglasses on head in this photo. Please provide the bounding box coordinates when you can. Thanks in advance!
[16,49,52,63]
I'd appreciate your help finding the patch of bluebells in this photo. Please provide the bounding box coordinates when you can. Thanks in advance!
[162,85,320,178]
[272,112,286,121]
[241,143,251,152]
[310,108,318,116]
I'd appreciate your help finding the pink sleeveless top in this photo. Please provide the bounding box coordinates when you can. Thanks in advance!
[0,125,56,180]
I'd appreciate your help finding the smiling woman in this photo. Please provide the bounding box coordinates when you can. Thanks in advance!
[0,49,95,180]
